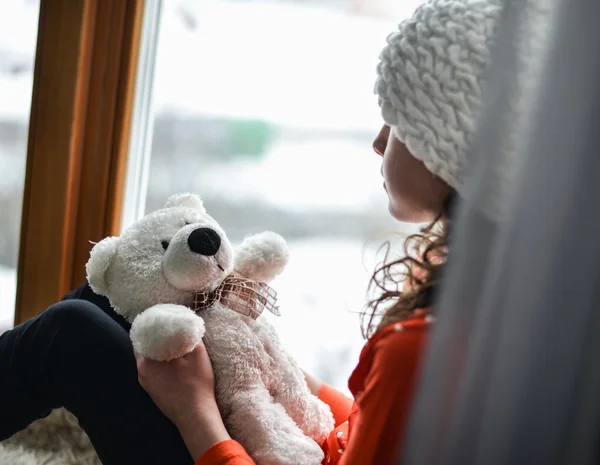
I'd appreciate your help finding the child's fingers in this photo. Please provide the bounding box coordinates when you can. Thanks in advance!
[134,353,145,371]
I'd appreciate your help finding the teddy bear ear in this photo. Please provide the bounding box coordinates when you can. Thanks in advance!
[86,236,120,296]
[164,193,206,213]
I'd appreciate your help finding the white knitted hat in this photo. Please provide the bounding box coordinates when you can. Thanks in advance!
[375,0,504,192]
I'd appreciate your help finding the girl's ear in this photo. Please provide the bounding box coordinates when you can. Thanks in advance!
[86,236,120,296]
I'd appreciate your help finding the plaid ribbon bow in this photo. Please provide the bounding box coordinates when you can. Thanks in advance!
[192,275,280,320]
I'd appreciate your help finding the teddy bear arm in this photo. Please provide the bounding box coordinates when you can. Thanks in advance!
[130,304,205,361]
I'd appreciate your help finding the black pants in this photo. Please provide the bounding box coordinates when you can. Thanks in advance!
[0,283,193,465]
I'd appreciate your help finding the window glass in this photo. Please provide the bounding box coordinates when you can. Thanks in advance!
[142,0,423,391]
[0,0,40,333]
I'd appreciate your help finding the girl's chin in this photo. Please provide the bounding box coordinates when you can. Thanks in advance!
[388,202,411,223]
[388,200,434,224]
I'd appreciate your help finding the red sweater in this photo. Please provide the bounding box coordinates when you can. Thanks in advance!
[196,315,431,465]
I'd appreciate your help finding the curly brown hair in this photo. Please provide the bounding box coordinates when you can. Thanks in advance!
[362,193,455,338]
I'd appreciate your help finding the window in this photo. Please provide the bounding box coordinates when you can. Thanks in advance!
[124,0,424,391]
[0,0,40,333]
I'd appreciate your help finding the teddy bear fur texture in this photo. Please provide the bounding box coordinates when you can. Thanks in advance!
[85,193,334,465]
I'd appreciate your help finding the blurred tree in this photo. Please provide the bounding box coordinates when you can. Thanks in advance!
[228,119,274,159]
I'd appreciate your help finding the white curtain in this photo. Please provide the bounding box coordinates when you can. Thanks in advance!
[399,0,600,463]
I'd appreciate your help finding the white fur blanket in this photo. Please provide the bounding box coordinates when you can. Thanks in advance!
[0,409,100,465]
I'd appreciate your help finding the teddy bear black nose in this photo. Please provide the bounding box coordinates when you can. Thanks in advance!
[187,227,221,256]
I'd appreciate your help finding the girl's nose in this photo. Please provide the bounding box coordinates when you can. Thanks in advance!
[372,125,390,157]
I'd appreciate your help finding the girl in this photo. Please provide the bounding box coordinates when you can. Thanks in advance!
[0,0,502,463]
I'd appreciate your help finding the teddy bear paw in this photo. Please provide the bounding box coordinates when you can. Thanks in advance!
[130,304,205,361]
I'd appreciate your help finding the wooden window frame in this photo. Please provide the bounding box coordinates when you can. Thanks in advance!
[15,0,145,324]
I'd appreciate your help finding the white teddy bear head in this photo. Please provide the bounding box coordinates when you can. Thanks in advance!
[86,193,288,321]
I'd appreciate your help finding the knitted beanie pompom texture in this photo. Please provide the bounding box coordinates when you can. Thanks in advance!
[375,0,503,192]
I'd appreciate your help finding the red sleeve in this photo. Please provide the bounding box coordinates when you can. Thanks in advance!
[194,440,255,465]
[340,326,428,465]
[318,383,353,427]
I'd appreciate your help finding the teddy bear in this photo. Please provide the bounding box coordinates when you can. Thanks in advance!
[85,193,334,465]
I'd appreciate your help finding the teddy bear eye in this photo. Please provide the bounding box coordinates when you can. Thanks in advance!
[160,240,170,251]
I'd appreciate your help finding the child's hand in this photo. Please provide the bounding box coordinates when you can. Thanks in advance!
[136,344,231,460]
[135,343,216,427]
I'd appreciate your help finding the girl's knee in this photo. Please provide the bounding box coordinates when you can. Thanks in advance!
[43,299,102,319]
[40,299,133,360]
[43,299,107,326]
